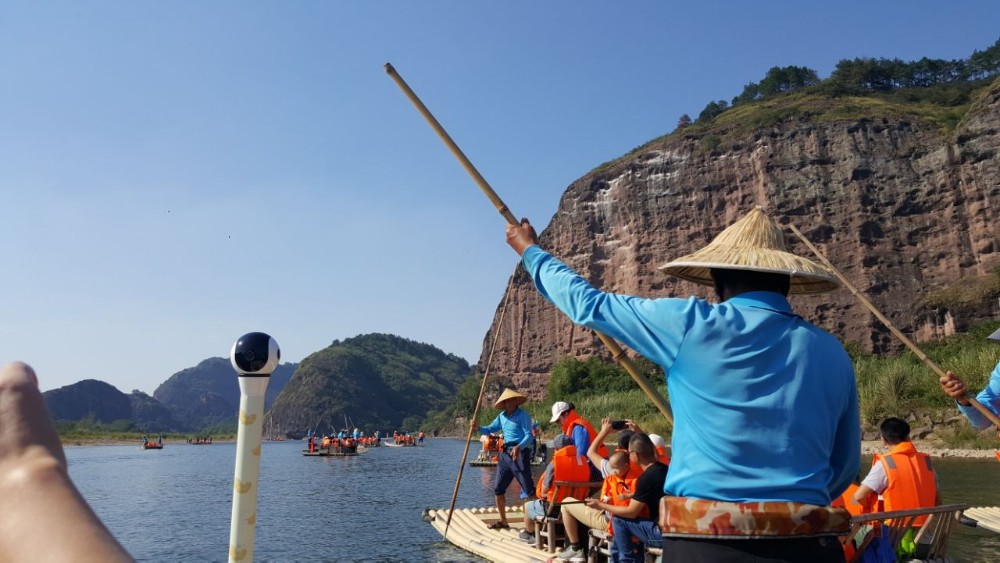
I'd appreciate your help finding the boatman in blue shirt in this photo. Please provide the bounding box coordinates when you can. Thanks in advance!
[505,207,859,562]
[939,326,1000,431]
[474,387,536,530]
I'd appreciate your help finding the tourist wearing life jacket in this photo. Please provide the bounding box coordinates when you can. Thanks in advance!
[473,388,535,530]
[506,209,858,562]
[648,433,671,466]
[550,401,607,479]
[558,416,646,560]
[854,417,939,524]
[585,434,668,563]
[518,435,591,543]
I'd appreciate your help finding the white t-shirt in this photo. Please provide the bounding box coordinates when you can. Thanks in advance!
[861,455,939,494]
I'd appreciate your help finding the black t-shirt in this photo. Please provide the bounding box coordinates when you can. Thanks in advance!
[632,462,669,523]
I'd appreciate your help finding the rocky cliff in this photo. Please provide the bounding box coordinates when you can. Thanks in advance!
[481,80,1000,400]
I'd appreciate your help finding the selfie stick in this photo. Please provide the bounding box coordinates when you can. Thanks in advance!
[228,332,280,563]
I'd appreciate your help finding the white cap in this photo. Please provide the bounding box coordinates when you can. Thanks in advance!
[549,401,572,423]
[988,327,1000,341]
[648,433,667,449]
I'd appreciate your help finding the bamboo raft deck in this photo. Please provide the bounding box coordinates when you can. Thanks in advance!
[963,506,1000,534]
[426,504,971,563]
[469,458,545,467]
[301,449,358,457]
[423,506,552,563]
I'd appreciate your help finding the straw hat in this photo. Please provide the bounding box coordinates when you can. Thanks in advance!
[657,207,838,294]
[493,388,527,409]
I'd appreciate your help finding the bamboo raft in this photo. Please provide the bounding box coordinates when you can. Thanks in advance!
[426,504,970,563]
[469,458,545,467]
[963,506,1000,534]
[423,506,551,563]
[301,449,358,457]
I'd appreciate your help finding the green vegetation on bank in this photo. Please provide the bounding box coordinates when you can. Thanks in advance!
[55,417,236,443]
[446,319,1000,450]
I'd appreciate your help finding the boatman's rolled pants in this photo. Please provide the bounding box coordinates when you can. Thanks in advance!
[494,447,534,496]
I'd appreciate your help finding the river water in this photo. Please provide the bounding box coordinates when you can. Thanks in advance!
[67,440,999,562]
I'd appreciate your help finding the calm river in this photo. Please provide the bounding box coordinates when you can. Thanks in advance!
[67,440,999,562]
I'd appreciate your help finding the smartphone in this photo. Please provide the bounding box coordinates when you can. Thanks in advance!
[610,420,627,430]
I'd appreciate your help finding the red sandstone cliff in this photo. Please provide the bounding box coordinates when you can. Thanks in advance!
[479,80,1000,400]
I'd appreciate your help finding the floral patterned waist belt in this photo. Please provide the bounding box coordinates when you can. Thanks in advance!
[658,496,851,539]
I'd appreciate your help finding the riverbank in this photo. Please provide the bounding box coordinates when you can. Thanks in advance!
[863,440,997,459]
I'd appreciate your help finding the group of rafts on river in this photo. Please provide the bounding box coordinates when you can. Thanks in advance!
[303,429,426,456]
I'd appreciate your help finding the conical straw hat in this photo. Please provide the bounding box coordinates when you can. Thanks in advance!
[658,207,839,294]
[493,388,528,409]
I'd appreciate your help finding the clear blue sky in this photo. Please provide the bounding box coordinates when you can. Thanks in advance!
[2,2,998,394]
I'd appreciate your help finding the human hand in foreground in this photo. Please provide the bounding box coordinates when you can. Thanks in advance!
[0,362,132,562]
[939,371,972,406]
[505,218,539,256]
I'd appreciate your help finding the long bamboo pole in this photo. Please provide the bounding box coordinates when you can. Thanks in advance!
[786,223,1000,430]
[384,62,673,425]
[444,276,516,538]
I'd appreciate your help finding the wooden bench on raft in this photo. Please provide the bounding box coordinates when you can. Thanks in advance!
[533,481,603,553]
[587,529,660,563]
[841,503,968,562]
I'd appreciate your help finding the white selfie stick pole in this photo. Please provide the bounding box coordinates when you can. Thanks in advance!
[228,332,279,563]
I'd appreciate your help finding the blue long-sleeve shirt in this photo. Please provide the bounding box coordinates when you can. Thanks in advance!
[522,245,860,505]
[479,407,535,449]
[570,424,590,458]
[957,360,1000,429]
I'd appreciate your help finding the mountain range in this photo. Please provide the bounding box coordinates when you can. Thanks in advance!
[43,333,471,435]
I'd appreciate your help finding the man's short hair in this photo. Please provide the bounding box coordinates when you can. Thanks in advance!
[628,433,656,463]
[618,430,635,451]
[879,417,910,444]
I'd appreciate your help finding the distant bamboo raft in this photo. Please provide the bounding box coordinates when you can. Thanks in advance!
[964,506,1000,534]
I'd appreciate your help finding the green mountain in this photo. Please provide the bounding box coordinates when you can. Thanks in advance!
[128,390,182,431]
[44,379,133,423]
[153,357,297,430]
[265,333,471,436]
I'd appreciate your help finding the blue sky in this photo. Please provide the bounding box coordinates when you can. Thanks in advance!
[2,2,999,394]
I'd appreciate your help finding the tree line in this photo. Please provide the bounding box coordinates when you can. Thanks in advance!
[684,37,1000,126]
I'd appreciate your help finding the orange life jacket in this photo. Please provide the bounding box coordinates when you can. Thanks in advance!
[655,446,671,466]
[535,445,593,503]
[601,473,641,533]
[831,483,870,517]
[874,442,937,526]
[561,410,609,459]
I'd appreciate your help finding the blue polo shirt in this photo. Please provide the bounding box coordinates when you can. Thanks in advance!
[522,245,859,505]
[957,360,1000,429]
[479,407,535,449]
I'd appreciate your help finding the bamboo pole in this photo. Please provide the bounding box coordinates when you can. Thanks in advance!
[384,62,673,425]
[786,223,1000,430]
[445,276,515,538]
